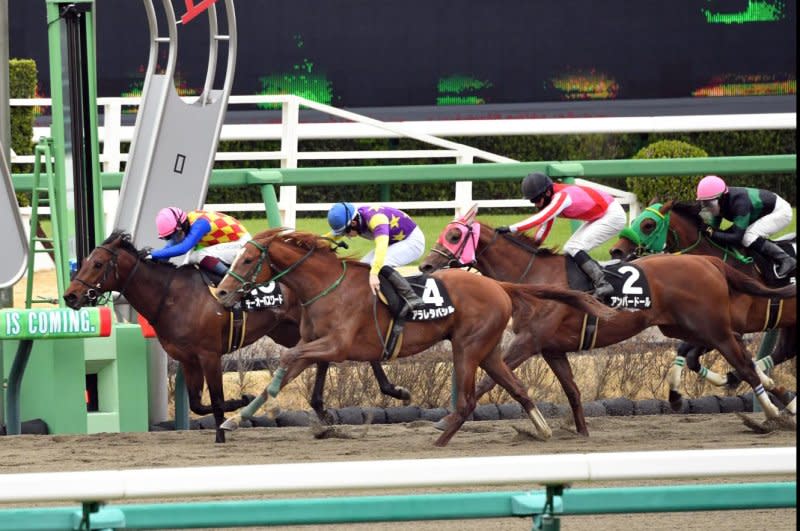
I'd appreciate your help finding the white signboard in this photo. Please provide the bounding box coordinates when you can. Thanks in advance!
[0,142,28,288]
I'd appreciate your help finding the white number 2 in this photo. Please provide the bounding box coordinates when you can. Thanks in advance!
[618,265,643,295]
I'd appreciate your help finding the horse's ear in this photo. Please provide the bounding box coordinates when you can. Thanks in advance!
[648,196,660,206]
[661,200,674,214]
[459,203,478,224]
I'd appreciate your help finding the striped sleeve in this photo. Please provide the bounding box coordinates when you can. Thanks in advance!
[510,192,571,233]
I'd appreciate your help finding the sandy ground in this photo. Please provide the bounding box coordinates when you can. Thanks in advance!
[9,268,60,308]
[0,413,796,530]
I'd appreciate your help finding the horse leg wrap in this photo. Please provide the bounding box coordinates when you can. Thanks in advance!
[268,367,287,397]
[757,356,775,372]
[526,405,552,440]
[698,366,727,387]
[755,364,775,389]
[240,394,267,420]
[667,357,685,391]
[754,384,780,418]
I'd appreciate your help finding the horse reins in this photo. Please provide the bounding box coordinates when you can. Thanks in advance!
[73,244,175,328]
[227,238,347,307]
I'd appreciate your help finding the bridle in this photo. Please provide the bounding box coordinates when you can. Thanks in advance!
[72,245,140,305]
[428,221,484,270]
[71,242,179,327]
[430,221,539,282]
[225,238,347,307]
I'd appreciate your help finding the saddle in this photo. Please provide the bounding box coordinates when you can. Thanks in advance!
[376,268,455,361]
[565,256,653,309]
[747,236,796,288]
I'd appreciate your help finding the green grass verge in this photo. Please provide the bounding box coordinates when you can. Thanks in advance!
[242,209,797,266]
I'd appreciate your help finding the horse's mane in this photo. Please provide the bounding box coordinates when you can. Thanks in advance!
[104,230,180,269]
[476,219,559,256]
[669,201,704,229]
[255,228,362,263]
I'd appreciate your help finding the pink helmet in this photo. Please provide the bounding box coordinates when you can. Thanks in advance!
[155,207,188,238]
[696,175,728,201]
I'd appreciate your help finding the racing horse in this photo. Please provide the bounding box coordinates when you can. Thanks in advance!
[418,206,796,435]
[609,200,796,411]
[213,228,615,446]
[62,231,412,443]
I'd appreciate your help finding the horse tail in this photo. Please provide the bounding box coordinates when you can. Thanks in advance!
[708,257,796,299]
[499,282,617,320]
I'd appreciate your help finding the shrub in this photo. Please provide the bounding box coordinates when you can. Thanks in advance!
[626,140,708,204]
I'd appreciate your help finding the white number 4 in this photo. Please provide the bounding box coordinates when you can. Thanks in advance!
[422,278,444,306]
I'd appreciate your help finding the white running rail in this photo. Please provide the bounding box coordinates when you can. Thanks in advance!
[0,447,794,504]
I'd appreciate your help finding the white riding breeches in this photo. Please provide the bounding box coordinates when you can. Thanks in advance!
[361,226,426,268]
[187,234,252,266]
[562,201,627,257]
[743,196,793,247]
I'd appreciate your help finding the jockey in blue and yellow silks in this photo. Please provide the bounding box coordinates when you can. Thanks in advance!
[326,202,425,317]
[148,207,251,276]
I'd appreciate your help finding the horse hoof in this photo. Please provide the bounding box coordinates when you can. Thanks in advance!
[432,418,448,431]
[220,416,240,431]
[668,390,683,412]
[725,371,741,390]
[398,387,412,403]
[266,404,282,419]
[215,431,226,443]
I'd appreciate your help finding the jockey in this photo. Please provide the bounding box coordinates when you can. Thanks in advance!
[696,175,796,277]
[326,202,425,317]
[496,172,627,299]
[148,207,251,276]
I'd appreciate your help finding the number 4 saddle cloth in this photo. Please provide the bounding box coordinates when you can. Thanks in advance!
[377,268,455,321]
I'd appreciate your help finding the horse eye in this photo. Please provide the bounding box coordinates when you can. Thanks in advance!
[93,261,102,269]
[642,221,655,233]
[447,232,460,243]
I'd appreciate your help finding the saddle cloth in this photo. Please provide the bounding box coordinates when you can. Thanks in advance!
[377,268,455,321]
[566,257,653,309]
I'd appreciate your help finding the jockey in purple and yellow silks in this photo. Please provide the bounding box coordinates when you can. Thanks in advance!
[148,207,251,276]
[326,202,425,317]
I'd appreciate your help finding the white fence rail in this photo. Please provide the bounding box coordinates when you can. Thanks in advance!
[10,95,795,225]
[0,447,794,504]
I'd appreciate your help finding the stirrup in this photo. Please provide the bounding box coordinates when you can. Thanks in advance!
[593,284,613,299]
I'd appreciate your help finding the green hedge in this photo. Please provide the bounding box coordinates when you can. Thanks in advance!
[9,58,37,206]
[626,140,709,204]
[209,131,794,217]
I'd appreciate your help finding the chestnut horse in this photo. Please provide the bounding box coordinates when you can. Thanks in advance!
[213,228,615,446]
[63,231,411,443]
[609,201,796,412]
[418,207,796,435]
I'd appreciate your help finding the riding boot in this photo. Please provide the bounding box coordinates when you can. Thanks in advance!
[750,237,796,277]
[574,250,614,300]
[384,268,424,318]
[200,256,229,277]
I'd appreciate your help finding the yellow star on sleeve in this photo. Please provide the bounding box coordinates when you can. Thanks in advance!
[392,230,406,242]
[389,215,400,228]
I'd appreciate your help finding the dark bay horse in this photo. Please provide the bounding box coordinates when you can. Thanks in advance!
[62,232,411,443]
[418,207,796,435]
[609,201,796,413]
[213,228,615,446]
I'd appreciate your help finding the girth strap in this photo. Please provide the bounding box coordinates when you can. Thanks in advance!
[579,313,600,351]
[226,306,248,353]
[762,298,783,331]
